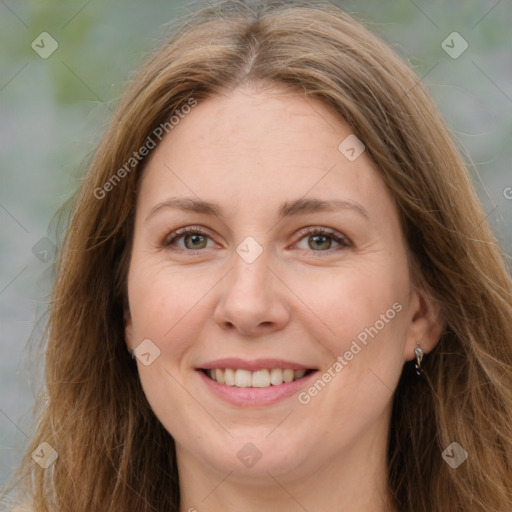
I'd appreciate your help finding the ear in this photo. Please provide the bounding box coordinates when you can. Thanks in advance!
[404,286,444,361]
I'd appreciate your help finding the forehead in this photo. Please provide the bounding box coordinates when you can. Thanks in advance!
[136,85,393,227]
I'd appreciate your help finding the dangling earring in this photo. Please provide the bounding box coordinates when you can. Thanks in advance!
[414,344,424,376]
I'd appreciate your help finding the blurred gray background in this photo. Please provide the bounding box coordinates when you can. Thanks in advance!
[1,0,511,492]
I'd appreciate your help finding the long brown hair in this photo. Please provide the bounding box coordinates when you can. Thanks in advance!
[5,1,512,510]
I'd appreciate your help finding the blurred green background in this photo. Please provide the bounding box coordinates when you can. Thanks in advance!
[1,0,511,490]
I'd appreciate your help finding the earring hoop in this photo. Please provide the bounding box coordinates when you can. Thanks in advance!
[414,345,424,376]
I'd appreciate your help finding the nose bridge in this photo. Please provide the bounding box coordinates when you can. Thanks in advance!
[228,243,274,305]
[212,240,290,334]
[228,230,272,291]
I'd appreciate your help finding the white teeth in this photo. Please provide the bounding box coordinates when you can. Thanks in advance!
[251,369,270,388]
[205,368,310,387]
[283,369,294,383]
[215,368,225,385]
[270,368,284,385]
[224,368,236,386]
[235,369,252,388]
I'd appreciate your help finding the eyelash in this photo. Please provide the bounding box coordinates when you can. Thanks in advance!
[162,225,351,255]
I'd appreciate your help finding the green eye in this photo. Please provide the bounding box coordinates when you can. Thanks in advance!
[182,233,209,250]
[295,227,350,252]
[163,226,213,252]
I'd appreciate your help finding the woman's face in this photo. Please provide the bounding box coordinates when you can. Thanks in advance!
[125,85,438,483]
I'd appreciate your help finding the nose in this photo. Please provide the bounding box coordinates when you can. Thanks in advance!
[212,249,291,336]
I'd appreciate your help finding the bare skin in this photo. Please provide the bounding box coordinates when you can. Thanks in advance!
[124,84,443,512]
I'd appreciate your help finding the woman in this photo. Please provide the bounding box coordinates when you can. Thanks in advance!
[7,0,512,510]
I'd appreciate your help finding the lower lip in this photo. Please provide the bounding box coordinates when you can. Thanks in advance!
[197,370,319,406]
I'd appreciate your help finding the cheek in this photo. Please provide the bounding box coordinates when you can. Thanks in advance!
[127,254,220,358]
[128,268,179,340]
[286,259,408,362]
[126,259,209,425]
[292,266,408,425]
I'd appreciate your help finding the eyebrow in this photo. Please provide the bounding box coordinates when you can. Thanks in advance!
[145,197,369,222]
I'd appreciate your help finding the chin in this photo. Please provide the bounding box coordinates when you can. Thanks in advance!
[192,435,310,479]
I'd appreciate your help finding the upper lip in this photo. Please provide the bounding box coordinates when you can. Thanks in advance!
[198,358,317,371]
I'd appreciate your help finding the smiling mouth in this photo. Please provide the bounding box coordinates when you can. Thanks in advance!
[201,368,317,388]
